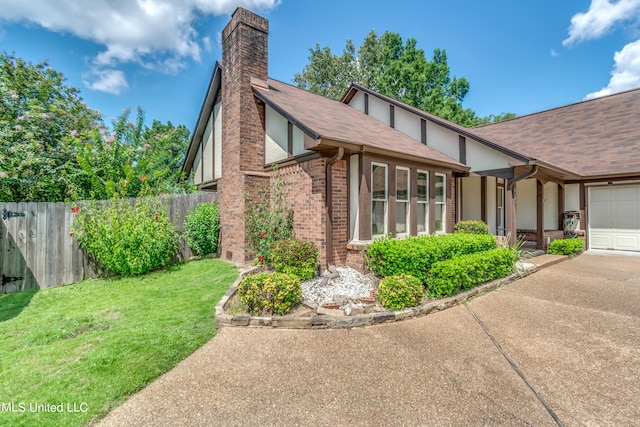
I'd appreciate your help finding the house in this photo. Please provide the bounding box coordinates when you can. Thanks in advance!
[181,7,640,270]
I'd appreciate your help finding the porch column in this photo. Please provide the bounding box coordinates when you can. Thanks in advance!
[536,179,544,250]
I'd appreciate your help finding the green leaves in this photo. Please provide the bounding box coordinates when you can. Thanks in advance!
[377,274,423,311]
[293,31,515,127]
[548,238,584,255]
[366,233,497,283]
[238,272,302,316]
[0,52,193,202]
[427,247,515,298]
[184,202,220,256]
[270,239,319,280]
[71,198,179,275]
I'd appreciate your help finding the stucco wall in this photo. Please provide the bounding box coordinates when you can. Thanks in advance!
[349,91,365,113]
[368,96,390,126]
[466,139,509,171]
[426,122,459,161]
[394,107,422,141]
[516,178,537,229]
[565,183,580,211]
[461,177,482,221]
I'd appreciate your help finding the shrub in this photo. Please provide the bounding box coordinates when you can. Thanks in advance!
[72,198,179,275]
[454,220,489,235]
[377,274,424,311]
[366,233,497,283]
[427,247,515,298]
[548,238,584,255]
[270,239,319,280]
[245,169,294,264]
[237,272,302,315]
[184,201,220,256]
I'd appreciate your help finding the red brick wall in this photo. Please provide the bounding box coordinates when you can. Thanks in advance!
[330,159,348,266]
[275,159,327,266]
[219,9,268,264]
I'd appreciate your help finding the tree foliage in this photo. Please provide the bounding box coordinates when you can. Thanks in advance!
[293,30,515,127]
[0,51,194,202]
[0,51,102,201]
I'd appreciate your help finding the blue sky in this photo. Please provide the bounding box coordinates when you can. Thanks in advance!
[1,0,639,133]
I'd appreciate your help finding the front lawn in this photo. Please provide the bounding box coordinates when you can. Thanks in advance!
[0,259,237,427]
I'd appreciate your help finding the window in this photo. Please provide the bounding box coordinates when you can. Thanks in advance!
[371,163,388,236]
[435,173,446,233]
[417,171,428,233]
[396,168,409,235]
[497,185,505,236]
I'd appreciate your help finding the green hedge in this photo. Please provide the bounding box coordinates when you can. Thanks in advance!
[270,239,319,280]
[453,220,489,234]
[548,238,584,255]
[427,247,515,299]
[366,233,497,283]
[377,274,423,311]
[184,202,220,256]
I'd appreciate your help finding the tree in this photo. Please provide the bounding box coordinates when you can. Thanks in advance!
[69,107,194,200]
[0,52,194,202]
[293,31,514,127]
[0,51,102,201]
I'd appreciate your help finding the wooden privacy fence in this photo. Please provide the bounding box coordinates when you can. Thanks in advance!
[0,192,217,293]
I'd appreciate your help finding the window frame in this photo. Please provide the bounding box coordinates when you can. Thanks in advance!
[435,173,446,234]
[416,169,429,234]
[395,166,410,236]
[371,162,389,237]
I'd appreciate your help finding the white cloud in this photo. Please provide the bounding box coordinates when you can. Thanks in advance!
[550,48,559,57]
[0,0,281,93]
[83,69,129,95]
[563,0,640,46]
[586,39,640,98]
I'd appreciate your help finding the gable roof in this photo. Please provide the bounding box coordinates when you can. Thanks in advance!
[252,79,468,171]
[182,62,221,176]
[472,88,640,178]
[342,84,531,164]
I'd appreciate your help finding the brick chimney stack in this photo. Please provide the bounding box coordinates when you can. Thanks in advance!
[219,8,269,263]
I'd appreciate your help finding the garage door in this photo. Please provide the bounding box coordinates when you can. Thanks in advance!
[589,184,640,251]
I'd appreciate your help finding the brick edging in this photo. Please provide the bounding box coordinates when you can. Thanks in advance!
[215,267,541,330]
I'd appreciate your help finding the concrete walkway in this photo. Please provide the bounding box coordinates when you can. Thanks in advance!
[98,252,640,426]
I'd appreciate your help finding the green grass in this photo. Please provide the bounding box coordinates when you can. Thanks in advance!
[0,259,238,427]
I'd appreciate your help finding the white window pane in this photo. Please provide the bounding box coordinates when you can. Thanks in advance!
[435,204,444,232]
[396,202,407,234]
[417,203,427,233]
[372,165,387,200]
[372,201,386,235]
[417,172,428,202]
[396,169,408,201]
[435,174,445,203]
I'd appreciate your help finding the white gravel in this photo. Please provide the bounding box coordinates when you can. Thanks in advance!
[301,267,374,306]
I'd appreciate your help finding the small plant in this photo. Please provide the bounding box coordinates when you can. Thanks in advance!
[245,168,295,264]
[270,239,319,280]
[72,197,179,275]
[184,201,220,256]
[377,274,423,310]
[548,238,584,255]
[237,272,302,315]
[427,247,515,298]
[454,220,489,234]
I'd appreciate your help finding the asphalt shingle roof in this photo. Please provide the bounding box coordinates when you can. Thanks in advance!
[472,88,640,178]
[252,79,467,170]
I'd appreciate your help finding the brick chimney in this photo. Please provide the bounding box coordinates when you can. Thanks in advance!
[218,8,269,263]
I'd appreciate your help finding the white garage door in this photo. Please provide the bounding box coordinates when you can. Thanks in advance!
[589,184,640,251]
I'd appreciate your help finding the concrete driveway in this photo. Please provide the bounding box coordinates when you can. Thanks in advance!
[99,252,640,426]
